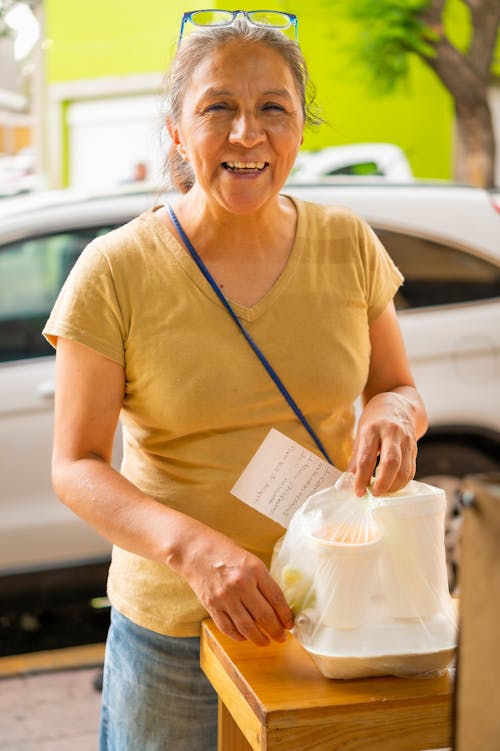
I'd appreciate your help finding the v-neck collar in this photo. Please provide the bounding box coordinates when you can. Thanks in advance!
[149,195,305,323]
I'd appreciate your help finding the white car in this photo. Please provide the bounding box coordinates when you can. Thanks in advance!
[0,149,40,199]
[1,182,499,602]
[291,143,414,182]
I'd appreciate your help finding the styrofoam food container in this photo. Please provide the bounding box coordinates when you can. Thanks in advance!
[301,611,456,679]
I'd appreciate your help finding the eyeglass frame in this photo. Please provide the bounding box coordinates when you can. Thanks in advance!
[177,9,299,48]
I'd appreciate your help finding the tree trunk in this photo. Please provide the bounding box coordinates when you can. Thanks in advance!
[424,42,497,187]
[420,0,500,188]
[454,92,496,187]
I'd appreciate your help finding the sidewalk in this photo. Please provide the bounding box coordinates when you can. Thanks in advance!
[0,645,104,751]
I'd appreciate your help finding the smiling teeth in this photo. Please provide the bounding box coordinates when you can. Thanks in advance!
[225,161,266,170]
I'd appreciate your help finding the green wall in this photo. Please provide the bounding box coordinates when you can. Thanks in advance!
[44,0,181,79]
[44,0,461,180]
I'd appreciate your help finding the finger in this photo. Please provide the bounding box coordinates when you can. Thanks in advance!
[352,431,380,496]
[374,422,418,495]
[240,593,287,643]
[386,441,417,493]
[372,441,402,495]
[204,593,270,646]
[257,573,294,631]
[211,609,246,642]
[227,602,270,647]
[238,573,294,643]
[242,583,293,643]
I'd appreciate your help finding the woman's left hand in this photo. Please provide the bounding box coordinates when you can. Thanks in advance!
[348,301,428,497]
[347,390,418,497]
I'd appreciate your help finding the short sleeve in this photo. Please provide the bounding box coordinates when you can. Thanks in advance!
[356,217,404,323]
[42,238,126,366]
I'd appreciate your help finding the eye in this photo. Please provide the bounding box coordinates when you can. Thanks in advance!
[204,102,230,113]
[262,102,286,113]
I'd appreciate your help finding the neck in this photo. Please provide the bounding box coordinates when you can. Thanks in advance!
[170,188,295,261]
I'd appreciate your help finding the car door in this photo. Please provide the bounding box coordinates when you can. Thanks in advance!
[0,227,117,574]
[375,228,500,435]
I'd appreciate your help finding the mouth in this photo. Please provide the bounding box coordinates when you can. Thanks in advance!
[222,161,268,174]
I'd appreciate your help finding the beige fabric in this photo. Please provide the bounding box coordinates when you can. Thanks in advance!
[43,196,403,636]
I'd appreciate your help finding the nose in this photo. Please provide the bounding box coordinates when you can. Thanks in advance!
[228,111,265,147]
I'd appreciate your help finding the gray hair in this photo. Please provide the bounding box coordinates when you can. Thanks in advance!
[163,21,322,193]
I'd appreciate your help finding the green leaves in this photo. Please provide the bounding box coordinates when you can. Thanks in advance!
[343,0,439,92]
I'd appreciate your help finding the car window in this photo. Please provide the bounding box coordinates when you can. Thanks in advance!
[0,226,116,363]
[375,229,500,310]
[326,161,382,177]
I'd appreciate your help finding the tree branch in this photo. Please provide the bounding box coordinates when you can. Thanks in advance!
[466,0,500,78]
[417,0,499,101]
[419,0,447,26]
[425,35,485,103]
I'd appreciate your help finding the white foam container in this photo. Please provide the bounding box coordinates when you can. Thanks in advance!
[305,646,455,680]
[298,481,457,679]
[301,612,456,679]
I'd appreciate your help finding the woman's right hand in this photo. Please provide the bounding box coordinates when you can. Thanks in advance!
[174,527,294,646]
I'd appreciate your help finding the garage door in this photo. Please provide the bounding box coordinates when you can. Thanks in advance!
[67,95,166,190]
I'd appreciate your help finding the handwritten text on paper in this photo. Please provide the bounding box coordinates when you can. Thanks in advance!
[231,429,341,528]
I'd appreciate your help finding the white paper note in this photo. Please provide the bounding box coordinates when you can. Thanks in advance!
[231,428,341,528]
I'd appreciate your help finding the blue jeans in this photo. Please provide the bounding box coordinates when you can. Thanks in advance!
[100,607,218,750]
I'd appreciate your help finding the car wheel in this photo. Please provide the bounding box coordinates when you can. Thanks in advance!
[416,441,500,594]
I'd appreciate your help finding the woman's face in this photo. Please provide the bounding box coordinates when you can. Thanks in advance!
[169,40,305,215]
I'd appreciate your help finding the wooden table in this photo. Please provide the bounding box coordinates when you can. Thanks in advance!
[200,619,454,751]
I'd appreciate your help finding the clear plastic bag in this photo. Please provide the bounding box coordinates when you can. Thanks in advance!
[270,473,457,679]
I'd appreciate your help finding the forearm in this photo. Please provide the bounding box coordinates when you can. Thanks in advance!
[52,455,293,645]
[51,455,205,570]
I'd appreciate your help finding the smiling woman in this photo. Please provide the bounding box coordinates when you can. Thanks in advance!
[43,12,427,751]
[164,19,320,195]
[165,41,304,219]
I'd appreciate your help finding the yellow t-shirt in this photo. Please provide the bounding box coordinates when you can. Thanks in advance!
[43,196,403,636]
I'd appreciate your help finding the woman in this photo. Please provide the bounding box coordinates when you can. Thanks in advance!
[44,11,427,751]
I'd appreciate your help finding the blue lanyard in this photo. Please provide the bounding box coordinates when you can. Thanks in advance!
[166,204,334,466]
